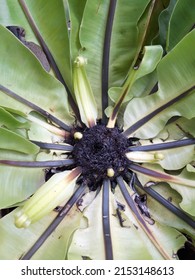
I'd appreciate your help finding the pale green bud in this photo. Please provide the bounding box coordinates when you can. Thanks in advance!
[74,132,83,140]
[73,56,98,127]
[126,151,164,163]
[14,168,81,228]
[107,168,115,178]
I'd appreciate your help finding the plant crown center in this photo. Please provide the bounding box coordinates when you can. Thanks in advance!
[73,125,130,188]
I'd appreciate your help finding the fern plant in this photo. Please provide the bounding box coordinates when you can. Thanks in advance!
[0,0,195,259]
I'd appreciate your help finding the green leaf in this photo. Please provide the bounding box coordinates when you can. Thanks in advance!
[0,107,29,129]
[136,163,195,217]
[0,150,44,208]
[68,0,86,62]
[137,0,165,47]
[157,0,177,48]
[108,0,150,87]
[138,138,194,170]
[68,187,186,260]
[79,0,150,115]
[0,25,73,124]
[0,127,39,154]
[124,30,195,138]
[0,0,194,261]
[23,0,72,92]
[68,190,105,259]
[167,0,195,51]
[0,210,57,259]
[138,182,195,237]
[0,181,82,259]
[109,45,163,104]
[79,0,109,116]
[0,0,37,42]
[169,168,195,216]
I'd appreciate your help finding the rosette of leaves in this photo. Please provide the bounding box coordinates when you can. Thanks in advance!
[0,0,195,260]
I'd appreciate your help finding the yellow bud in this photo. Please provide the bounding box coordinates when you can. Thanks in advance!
[14,211,31,228]
[107,168,115,178]
[74,132,83,140]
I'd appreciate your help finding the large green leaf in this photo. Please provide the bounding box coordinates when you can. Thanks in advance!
[79,0,150,116]
[0,107,29,129]
[0,0,194,261]
[0,127,39,154]
[23,0,72,92]
[169,167,195,216]
[157,0,177,48]
[124,30,195,138]
[0,182,82,259]
[109,45,163,104]
[167,0,195,51]
[136,163,195,217]
[68,187,186,260]
[138,138,194,170]
[79,0,109,116]
[0,210,57,260]
[138,183,195,237]
[0,150,44,208]
[31,205,82,260]
[0,0,74,91]
[68,0,86,62]
[0,25,73,124]
[108,0,150,87]
[0,0,37,42]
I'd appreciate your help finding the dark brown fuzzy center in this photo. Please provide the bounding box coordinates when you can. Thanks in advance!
[72,125,130,188]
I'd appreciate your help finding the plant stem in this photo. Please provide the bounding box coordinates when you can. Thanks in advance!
[117,176,144,225]
[101,0,117,124]
[102,179,113,260]
[128,162,195,187]
[107,67,138,128]
[0,159,74,167]
[128,138,195,152]
[31,141,73,151]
